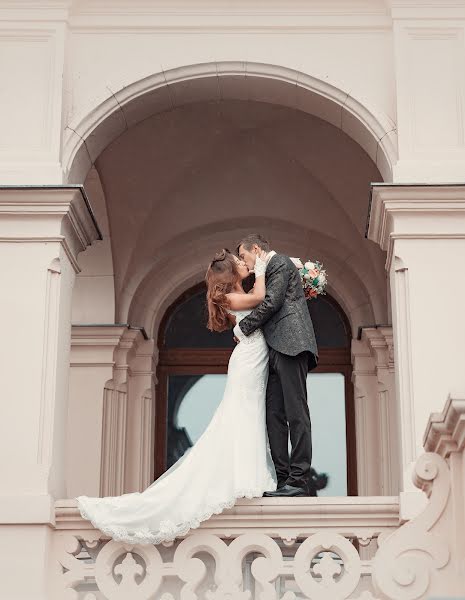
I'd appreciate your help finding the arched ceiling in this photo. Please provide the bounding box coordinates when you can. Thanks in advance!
[91,98,387,335]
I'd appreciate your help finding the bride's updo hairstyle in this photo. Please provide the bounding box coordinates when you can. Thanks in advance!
[206,249,240,332]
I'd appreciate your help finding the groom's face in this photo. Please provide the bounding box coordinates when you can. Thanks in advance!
[238,244,259,271]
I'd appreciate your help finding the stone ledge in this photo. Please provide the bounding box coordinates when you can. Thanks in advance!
[55,496,400,539]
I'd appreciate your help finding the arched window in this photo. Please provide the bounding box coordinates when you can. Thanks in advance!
[156,283,357,496]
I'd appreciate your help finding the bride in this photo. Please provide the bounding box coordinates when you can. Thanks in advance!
[76,249,277,545]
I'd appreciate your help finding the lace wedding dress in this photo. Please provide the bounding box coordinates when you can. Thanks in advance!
[76,309,277,545]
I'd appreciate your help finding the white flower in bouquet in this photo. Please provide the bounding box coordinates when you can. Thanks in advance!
[290,256,328,299]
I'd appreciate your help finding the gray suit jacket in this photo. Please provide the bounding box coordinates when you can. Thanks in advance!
[239,253,318,358]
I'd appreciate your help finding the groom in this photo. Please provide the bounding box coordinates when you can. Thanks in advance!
[234,234,318,497]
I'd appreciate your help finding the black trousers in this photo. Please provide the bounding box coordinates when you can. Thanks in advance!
[266,348,315,490]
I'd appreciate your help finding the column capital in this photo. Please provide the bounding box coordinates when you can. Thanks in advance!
[351,338,376,379]
[0,185,102,270]
[70,325,128,368]
[361,326,394,373]
[367,183,465,267]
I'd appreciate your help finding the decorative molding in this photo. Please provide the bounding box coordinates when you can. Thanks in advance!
[0,187,101,270]
[55,496,400,534]
[356,390,371,495]
[423,393,465,457]
[379,390,394,495]
[393,257,416,471]
[372,453,450,600]
[362,327,393,371]
[100,381,128,497]
[70,0,389,14]
[37,257,61,465]
[69,0,390,24]
[70,325,127,367]
[139,388,153,490]
[0,28,58,157]
[367,184,465,265]
[385,232,465,272]
[406,27,465,154]
[95,326,153,496]
[68,21,393,34]
[389,1,465,20]
[55,530,371,599]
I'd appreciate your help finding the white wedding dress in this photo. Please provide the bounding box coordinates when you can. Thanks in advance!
[76,309,277,545]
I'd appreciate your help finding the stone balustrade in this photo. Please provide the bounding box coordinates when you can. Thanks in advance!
[54,497,399,599]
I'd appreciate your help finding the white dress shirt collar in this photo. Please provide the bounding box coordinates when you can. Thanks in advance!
[265,250,276,265]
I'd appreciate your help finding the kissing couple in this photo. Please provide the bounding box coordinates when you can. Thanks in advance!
[77,233,319,545]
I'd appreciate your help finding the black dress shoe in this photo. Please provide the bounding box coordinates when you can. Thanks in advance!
[263,484,307,497]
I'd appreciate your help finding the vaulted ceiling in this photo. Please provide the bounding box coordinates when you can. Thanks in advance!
[83,99,387,335]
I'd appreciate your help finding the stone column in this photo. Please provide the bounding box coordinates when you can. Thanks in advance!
[67,326,155,498]
[351,338,382,496]
[66,325,127,498]
[124,334,155,493]
[0,186,99,599]
[368,184,465,514]
[362,327,399,496]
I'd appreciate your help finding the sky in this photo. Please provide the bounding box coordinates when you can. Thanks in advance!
[177,372,347,496]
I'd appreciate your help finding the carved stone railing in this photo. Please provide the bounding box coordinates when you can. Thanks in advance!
[53,497,399,599]
[52,396,465,600]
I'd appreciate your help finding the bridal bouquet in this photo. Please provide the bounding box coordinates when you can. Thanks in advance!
[290,257,328,299]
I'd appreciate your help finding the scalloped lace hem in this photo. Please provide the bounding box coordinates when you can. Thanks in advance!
[76,480,276,546]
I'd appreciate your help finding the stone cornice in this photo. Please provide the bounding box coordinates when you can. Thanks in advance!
[387,0,465,20]
[64,0,392,32]
[70,0,389,17]
[0,186,101,266]
[0,1,71,23]
[367,184,465,268]
[423,394,465,457]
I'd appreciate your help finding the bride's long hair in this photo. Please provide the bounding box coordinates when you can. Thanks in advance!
[205,249,241,332]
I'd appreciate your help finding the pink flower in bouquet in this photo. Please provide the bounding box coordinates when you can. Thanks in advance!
[292,256,328,300]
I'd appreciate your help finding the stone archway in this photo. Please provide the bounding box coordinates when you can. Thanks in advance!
[63,61,397,185]
[67,63,398,497]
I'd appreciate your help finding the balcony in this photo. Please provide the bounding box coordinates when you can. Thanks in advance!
[52,396,465,599]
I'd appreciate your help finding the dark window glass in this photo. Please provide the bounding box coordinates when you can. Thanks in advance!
[164,286,349,349]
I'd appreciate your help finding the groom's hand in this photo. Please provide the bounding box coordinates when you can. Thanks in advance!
[233,323,243,344]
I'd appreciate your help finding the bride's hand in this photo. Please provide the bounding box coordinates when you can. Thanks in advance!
[253,255,267,277]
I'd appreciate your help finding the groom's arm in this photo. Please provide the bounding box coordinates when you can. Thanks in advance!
[238,256,290,336]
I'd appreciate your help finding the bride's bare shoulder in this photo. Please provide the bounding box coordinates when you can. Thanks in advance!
[226,291,259,311]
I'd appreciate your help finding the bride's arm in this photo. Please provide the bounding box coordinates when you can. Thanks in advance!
[226,257,266,310]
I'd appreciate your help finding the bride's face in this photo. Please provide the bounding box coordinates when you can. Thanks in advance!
[233,255,250,280]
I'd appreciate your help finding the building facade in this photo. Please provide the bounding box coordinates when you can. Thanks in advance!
[0,1,464,598]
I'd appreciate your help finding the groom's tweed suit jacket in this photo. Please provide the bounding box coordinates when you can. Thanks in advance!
[239,253,318,358]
